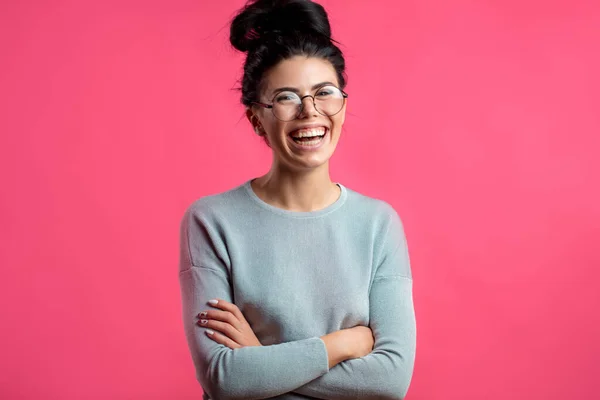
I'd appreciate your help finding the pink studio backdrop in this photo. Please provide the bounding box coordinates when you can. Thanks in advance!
[1,0,599,399]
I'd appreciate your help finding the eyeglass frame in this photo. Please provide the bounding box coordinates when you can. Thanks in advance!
[251,84,349,122]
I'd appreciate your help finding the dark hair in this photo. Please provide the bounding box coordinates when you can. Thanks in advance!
[230,0,346,107]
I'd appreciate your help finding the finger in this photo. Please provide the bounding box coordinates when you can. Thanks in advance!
[205,329,241,349]
[207,299,245,321]
[198,319,241,341]
[199,309,242,329]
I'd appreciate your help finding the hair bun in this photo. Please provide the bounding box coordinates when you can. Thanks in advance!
[230,0,332,52]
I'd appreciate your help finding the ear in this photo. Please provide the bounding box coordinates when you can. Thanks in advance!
[245,107,255,125]
[246,107,264,136]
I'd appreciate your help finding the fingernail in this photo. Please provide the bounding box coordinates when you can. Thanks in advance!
[200,319,208,325]
[198,312,207,318]
[208,299,218,305]
[206,329,214,335]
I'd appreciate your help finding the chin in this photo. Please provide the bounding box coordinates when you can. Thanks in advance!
[275,133,340,170]
[291,151,335,171]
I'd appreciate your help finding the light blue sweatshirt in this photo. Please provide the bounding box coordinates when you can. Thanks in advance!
[178,179,416,400]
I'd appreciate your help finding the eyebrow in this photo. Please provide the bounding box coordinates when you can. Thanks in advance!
[271,81,336,96]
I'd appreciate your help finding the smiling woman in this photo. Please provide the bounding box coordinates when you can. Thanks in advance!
[249,56,347,172]
[178,1,416,399]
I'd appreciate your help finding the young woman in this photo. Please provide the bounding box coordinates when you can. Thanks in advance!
[178,1,416,399]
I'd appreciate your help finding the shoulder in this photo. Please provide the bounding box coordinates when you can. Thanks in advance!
[343,186,411,278]
[341,185,408,255]
[343,185,404,230]
[181,181,248,226]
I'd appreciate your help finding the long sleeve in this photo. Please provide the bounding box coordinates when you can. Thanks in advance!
[292,207,416,400]
[178,206,330,400]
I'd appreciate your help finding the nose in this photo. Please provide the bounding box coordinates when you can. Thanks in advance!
[297,95,319,119]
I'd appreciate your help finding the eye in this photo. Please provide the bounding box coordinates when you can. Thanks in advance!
[274,92,299,104]
[315,87,336,97]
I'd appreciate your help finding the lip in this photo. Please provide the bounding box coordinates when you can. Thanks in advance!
[287,124,330,136]
[286,127,329,152]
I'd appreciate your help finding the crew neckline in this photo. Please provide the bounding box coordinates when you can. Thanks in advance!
[242,179,348,218]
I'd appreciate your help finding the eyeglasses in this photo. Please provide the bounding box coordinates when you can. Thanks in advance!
[252,84,348,122]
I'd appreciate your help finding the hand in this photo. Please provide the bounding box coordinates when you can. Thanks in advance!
[344,325,374,359]
[320,325,374,368]
[196,298,262,349]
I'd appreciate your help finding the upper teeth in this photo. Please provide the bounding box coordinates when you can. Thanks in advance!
[291,128,326,138]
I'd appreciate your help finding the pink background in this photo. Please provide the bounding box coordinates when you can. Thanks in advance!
[1,0,599,399]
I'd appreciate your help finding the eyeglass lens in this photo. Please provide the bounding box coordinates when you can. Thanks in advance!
[272,85,345,121]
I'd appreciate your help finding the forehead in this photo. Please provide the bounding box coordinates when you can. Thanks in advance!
[261,56,338,96]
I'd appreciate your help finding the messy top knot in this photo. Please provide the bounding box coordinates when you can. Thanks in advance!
[229,0,346,107]
[230,0,332,52]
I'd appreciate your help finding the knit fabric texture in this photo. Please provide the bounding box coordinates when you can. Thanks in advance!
[178,179,416,400]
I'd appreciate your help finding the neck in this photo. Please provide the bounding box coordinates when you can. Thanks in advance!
[251,163,340,212]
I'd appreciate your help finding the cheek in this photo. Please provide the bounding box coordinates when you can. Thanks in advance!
[264,120,288,141]
[260,115,281,135]
[334,106,346,126]
[330,113,346,135]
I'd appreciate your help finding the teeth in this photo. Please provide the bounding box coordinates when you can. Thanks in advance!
[294,137,323,146]
[290,127,326,138]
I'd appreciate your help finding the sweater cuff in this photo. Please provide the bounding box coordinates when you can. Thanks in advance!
[313,337,330,373]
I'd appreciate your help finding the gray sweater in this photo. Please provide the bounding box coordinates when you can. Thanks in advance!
[178,179,416,400]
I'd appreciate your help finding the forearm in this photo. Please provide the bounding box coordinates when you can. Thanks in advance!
[185,321,357,400]
[293,277,416,400]
[200,330,357,400]
[181,266,331,400]
[320,330,354,369]
[292,350,415,400]
[198,337,330,400]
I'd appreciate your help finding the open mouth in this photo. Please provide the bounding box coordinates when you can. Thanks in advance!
[288,127,328,147]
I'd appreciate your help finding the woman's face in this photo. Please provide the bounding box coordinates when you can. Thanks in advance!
[248,56,346,172]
